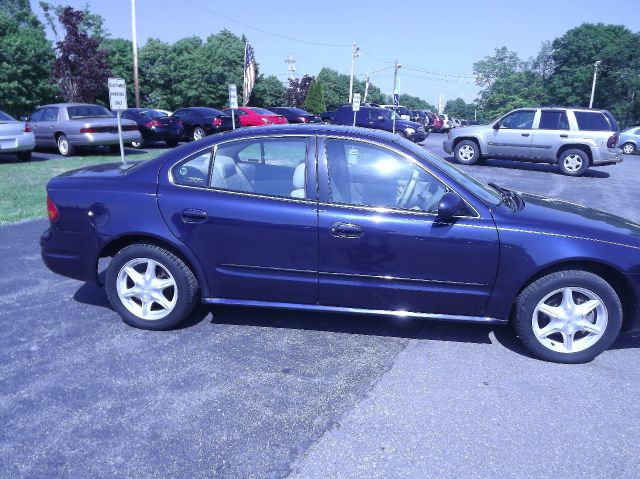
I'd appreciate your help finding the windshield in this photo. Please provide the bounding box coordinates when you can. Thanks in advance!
[375,108,392,120]
[0,111,15,121]
[397,140,502,205]
[67,105,113,119]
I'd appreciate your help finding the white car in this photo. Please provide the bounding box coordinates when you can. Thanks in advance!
[0,110,35,162]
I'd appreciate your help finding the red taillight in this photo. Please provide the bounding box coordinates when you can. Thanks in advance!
[144,119,162,128]
[46,195,59,222]
[297,116,309,123]
[607,133,618,149]
[212,117,222,127]
[24,123,32,132]
[80,127,97,133]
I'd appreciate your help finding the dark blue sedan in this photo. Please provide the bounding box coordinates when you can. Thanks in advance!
[41,125,640,363]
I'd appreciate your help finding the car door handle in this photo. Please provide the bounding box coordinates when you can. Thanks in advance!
[521,133,530,137]
[329,222,364,238]
[559,134,569,138]
[181,208,207,223]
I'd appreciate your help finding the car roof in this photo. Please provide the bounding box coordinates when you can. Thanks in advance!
[37,103,104,108]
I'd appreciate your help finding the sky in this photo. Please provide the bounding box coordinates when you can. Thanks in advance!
[29,0,640,107]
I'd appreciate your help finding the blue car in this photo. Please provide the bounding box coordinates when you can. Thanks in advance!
[619,126,640,155]
[41,125,640,363]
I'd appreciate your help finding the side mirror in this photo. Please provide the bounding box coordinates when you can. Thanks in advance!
[437,192,465,218]
[492,122,501,130]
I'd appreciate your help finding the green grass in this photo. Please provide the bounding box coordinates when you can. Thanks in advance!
[0,150,165,225]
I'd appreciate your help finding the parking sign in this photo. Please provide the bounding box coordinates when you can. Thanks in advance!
[108,78,128,111]
[352,93,361,111]
[228,84,238,109]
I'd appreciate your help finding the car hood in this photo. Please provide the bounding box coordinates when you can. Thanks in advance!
[381,119,423,130]
[493,192,640,249]
[451,125,491,136]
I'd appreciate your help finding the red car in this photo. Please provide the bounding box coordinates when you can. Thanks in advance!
[222,107,288,127]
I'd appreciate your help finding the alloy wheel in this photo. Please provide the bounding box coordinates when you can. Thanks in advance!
[116,258,178,320]
[531,287,607,354]
[622,143,635,155]
[458,144,475,162]
[193,128,205,141]
[563,154,583,172]
[58,136,69,155]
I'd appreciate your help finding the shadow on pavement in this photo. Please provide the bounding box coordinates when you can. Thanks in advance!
[443,156,610,178]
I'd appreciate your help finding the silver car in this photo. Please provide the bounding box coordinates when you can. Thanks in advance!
[0,110,36,162]
[443,107,622,176]
[27,103,141,157]
[618,126,639,155]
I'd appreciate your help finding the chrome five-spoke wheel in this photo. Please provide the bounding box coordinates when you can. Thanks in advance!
[116,258,178,320]
[532,287,607,354]
[457,144,475,162]
[562,154,583,173]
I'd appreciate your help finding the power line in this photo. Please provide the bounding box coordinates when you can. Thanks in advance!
[182,0,351,47]
[403,65,476,79]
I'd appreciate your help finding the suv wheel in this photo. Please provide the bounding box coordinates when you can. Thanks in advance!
[622,142,636,155]
[454,140,480,165]
[105,243,199,330]
[558,149,589,176]
[513,270,622,363]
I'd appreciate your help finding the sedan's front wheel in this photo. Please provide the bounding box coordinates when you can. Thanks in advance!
[513,270,622,363]
[622,142,636,155]
[57,134,75,157]
[105,243,199,330]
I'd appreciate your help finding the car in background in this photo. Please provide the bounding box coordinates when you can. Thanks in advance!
[222,107,288,127]
[332,104,427,142]
[444,107,622,176]
[411,110,427,125]
[319,111,335,123]
[27,103,141,157]
[121,108,183,148]
[451,118,462,128]
[380,105,412,121]
[40,124,640,364]
[0,110,35,162]
[172,107,233,141]
[429,112,443,132]
[268,107,321,124]
[436,114,454,132]
[154,109,173,117]
[618,126,639,155]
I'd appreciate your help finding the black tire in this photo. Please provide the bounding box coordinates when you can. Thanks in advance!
[395,130,405,138]
[109,144,121,153]
[57,134,75,157]
[192,127,206,141]
[622,142,636,155]
[166,139,179,148]
[513,270,622,363]
[105,243,200,330]
[17,151,32,162]
[558,148,589,176]
[454,139,480,165]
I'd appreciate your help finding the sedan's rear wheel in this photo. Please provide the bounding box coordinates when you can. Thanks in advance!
[105,243,199,330]
[513,270,622,363]
[192,127,206,141]
[622,142,636,155]
[57,134,75,157]
[131,138,145,149]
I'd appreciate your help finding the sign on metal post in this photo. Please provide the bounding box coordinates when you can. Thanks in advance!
[228,84,238,130]
[352,93,361,126]
[108,77,128,165]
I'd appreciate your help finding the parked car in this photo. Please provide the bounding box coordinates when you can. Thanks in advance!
[429,112,443,132]
[172,107,234,141]
[268,107,321,124]
[121,108,183,148]
[436,114,454,132]
[411,110,429,126]
[319,111,335,123]
[41,124,640,363]
[222,107,288,127]
[444,107,622,176]
[451,118,462,128]
[332,104,427,142]
[380,105,412,121]
[27,103,141,157]
[0,110,35,162]
[618,126,640,155]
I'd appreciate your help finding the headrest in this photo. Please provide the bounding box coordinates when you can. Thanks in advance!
[293,162,305,189]
[214,155,237,179]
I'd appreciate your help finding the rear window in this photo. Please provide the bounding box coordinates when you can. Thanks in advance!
[67,105,113,119]
[0,111,15,121]
[250,108,275,115]
[539,111,569,130]
[574,111,611,131]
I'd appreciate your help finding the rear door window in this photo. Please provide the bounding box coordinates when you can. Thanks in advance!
[538,111,569,130]
[574,111,611,131]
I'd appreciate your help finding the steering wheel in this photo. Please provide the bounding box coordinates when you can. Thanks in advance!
[398,170,419,208]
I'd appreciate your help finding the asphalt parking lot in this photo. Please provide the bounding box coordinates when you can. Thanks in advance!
[1,133,639,478]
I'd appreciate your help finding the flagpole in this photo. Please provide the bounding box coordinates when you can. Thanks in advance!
[243,42,248,106]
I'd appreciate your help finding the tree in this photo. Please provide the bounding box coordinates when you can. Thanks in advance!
[473,47,523,87]
[40,1,109,42]
[0,10,57,117]
[103,38,135,103]
[304,80,326,114]
[252,75,286,107]
[399,94,435,110]
[1,0,42,27]
[285,74,314,108]
[50,6,111,102]
[317,68,386,110]
[444,98,475,119]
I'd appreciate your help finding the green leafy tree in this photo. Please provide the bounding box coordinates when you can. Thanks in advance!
[1,0,42,27]
[304,80,326,114]
[103,38,136,102]
[317,68,387,110]
[399,94,435,110]
[0,10,57,116]
[473,46,523,87]
[40,1,108,41]
[444,97,476,119]
[252,75,286,107]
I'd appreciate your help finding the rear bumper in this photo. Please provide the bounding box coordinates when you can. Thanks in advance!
[68,131,142,146]
[40,227,100,284]
[143,126,183,142]
[0,133,35,153]
[443,139,454,154]
[591,147,623,166]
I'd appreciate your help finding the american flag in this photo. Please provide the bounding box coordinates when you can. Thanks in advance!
[243,43,256,106]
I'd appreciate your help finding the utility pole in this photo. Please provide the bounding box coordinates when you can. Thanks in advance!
[392,59,401,133]
[589,60,601,108]
[348,42,359,103]
[363,70,370,103]
[130,0,140,108]
[285,54,297,80]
